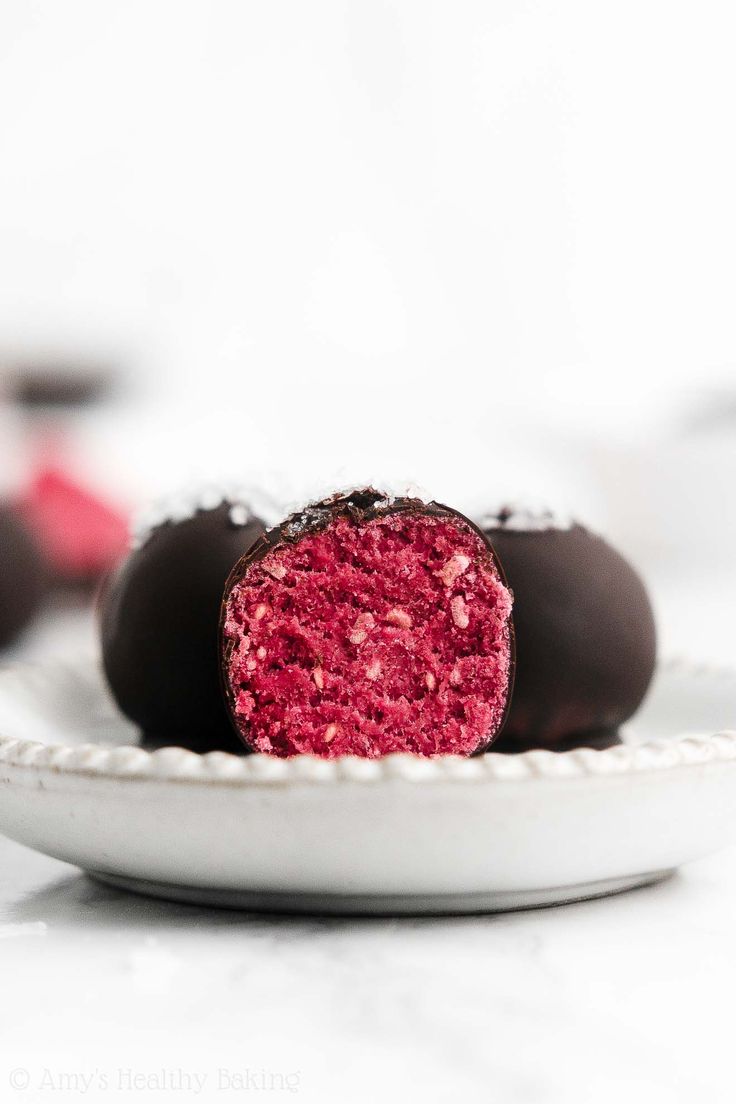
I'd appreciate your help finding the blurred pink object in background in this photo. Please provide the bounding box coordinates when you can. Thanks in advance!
[18,466,128,589]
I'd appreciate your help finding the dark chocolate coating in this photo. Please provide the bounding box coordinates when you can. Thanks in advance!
[481,519,656,748]
[493,727,624,754]
[220,487,515,752]
[0,505,46,648]
[100,503,265,753]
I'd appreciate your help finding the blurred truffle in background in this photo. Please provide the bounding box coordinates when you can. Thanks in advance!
[0,504,47,648]
[1,353,129,592]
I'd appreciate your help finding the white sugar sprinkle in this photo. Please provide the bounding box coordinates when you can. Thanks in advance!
[480,505,574,533]
[229,504,251,527]
[129,485,255,549]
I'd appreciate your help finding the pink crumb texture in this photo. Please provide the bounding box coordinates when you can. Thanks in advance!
[223,513,512,758]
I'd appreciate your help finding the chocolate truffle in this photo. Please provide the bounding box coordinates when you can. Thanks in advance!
[100,493,266,753]
[480,508,656,751]
[221,488,514,758]
[0,505,46,648]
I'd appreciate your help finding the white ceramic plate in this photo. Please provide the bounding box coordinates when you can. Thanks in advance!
[0,654,735,914]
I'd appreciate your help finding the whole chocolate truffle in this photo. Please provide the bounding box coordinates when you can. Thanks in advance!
[480,508,656,750]
[220,488,514,759]
[100,494,266,753]
[0,505,46,648]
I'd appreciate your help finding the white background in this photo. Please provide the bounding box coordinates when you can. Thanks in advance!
[0,1,734,505]
[2,0,732,649]
[2,0,736,654]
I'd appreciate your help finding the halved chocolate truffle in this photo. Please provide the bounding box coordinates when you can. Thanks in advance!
[100,493,266,752]
[221,489,514,758]
[480,508,656,751]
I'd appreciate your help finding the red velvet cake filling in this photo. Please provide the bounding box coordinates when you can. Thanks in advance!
[223,513,512,758]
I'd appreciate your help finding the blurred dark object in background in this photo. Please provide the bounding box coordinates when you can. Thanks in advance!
[3,359,117,409]
[0,352,130,592]
[18,467,128,591]
[0,505,48,648]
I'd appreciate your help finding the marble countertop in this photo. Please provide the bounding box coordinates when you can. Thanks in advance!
[1,834,735,1103]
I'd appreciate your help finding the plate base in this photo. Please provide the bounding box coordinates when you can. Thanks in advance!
[88,869,675,915]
